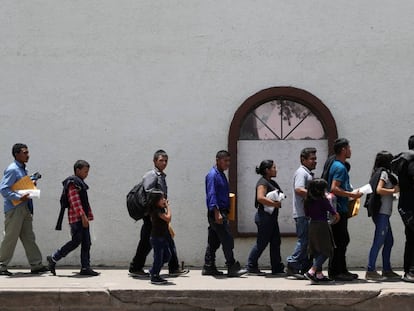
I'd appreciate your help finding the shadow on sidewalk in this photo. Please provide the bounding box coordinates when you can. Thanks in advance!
[7,272,48,278]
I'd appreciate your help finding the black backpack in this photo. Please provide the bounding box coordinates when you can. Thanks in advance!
[321,155,336,182]
[321,155,351,185]
[126,182,148,221]
[391,150,414,181]
[363,168,384,217]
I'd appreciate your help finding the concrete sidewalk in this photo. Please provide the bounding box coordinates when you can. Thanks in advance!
[0,268,413,311]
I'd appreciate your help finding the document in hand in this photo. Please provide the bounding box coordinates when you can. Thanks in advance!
[11,176,38,206]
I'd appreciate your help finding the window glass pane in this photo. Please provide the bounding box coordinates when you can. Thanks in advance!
[239,99,326,140]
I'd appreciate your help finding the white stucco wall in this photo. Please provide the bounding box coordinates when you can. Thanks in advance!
[1,0,413,268]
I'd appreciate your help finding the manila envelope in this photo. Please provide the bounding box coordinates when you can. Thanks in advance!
[11,176,37,206]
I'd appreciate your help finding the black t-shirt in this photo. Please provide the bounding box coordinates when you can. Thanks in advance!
[399,161,414,212]
[255,177,282,210]
[150,207,169,237]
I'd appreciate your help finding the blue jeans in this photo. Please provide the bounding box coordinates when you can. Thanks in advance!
[130,215,181,272]
[149,236,171,276]
[367,213,393,272]
[53,221,91,269]
[287,216,310,270]
[247,208,283,273]
[313,253,328,272]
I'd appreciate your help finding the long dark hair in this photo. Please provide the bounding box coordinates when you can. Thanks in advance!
[147,189,165,211]
[371,151,398,185]
[255,160,274,177]
[304,178,328,208]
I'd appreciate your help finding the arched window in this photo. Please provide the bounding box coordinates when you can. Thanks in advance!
[228,87,338,236]
[239,99,326,141]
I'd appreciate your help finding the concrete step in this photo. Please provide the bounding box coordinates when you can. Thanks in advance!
[0,269,413,310]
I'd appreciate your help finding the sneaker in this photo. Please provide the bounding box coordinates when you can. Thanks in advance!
[202,265,224,276]
[227,261,247,277]
[402,272,414,283]
[79,268,100,276]
[129,269,150,278]
[47,256,56,276]
[330,273,354,281]
[169,268,190,277]
[151,275,168,285]
[31,266,49,274]
[0,270,12,276]
[382,270,401,280]
[365,270,386,281]
[246,267,266,276]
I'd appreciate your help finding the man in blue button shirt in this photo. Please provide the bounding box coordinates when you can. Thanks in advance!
[0,143,47,275]
[202,150,246,277]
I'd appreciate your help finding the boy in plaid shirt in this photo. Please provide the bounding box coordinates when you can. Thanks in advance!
[47,160,99,276]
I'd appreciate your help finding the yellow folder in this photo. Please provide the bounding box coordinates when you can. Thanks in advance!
[228,193,236,221]
[10,176,37,206]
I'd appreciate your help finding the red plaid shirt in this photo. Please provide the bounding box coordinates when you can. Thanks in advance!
[67,183,94,224]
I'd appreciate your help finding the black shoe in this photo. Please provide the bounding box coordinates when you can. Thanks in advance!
[330,273,354,281]
[271,269,287,277]
[344,270,359,279]
[129,268,150,278]
[286,265,299,276]
[316,276,334,283]
[227,261,247,277]
[47,256,56,276]
[202,265,224,276]
[151,275,168,285]
[169,268,190,277]
[31,266,49,274]
[79,268,100,276]
[246,267,266,276]
[0,270,12,276]
[304,272,319,284]
[286,265,305,279]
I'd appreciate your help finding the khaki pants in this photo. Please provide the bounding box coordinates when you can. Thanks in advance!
[0,204,43,270]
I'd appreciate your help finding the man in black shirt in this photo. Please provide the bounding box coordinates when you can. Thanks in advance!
[397,136,414,283]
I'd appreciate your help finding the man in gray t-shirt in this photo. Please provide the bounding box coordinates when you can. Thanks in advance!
[287,148,317,278]
[292,166,313,218]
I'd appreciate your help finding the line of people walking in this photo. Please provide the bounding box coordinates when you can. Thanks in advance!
[1,137,414,285]
[240,137,414,284]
